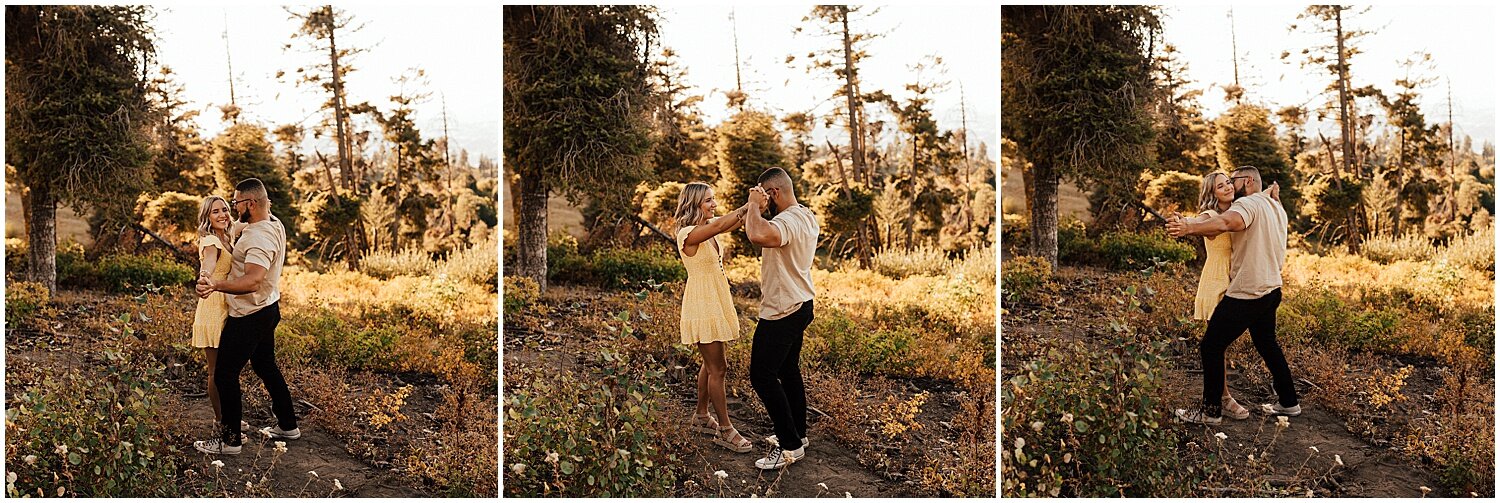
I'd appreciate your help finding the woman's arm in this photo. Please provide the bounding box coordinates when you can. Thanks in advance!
[684,205,749,247]
[199,243,219,279]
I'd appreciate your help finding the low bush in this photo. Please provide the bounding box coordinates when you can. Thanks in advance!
[1280,287,1402,353]
[5,280,49,327]
[361,248,436,279]
[5,350,180,497]
[503,352,688,497]
[805,309,917,375]
[1002,335,1194,497]
[1361,232,1435,263]
[438,237,499,288]
[1439,225,1494,272]
[873,245,951,278]
[1002,255,1052,303]
[97,252,196,292]
[503,276,542,319]
[1095,231,1195,270]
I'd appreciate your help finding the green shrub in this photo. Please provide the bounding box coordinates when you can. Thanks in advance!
[5,350,180,497]
[1361,232,1435,263]
[361,247,436,279]
[503,275,541,319]
[587,248,685,288]
[1142,170,1201,215]
[5,280,49,327]
[545,231,586,280]
[136,191,201,244]
[1281,287,1402,353]
[503,352,686,497]
[97,252,195,292]
[55,240,99,288]
[806,309,917,375]
[280,308,401,370]
[1002,335,1193,496]
[1002,255,1052,303]
[1055,218,1094,265]
[1096,231,1194,270]
[1001,214,1029,252]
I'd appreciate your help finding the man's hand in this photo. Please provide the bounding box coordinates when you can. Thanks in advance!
[748,187,769,209]
[1166,218,1190,238]
[196,277,215,299]
[1267,181,1281,201]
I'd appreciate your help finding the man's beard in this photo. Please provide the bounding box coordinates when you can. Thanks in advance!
[239,210,250,223]
[766,199,779,216]
[1234,185,1249,200]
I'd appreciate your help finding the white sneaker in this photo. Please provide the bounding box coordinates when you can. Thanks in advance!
[754,446,804,470]
[764,435,809,449]
[194,438,242,455]
[1175,408,1222,425]
[261,425,302,440]
[1261,403,1302,416]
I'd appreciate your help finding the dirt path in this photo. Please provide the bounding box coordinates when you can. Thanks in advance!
[4,290,432,497]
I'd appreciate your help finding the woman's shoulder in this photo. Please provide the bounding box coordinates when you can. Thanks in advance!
[1198,209,1220,218]
[198,234,227,250]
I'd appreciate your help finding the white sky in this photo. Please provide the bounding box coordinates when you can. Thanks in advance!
[657,4,1000,160]
[152,3,500,162]
[1159,4,1496,149]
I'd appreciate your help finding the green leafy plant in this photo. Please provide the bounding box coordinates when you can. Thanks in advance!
[97,252,196,292]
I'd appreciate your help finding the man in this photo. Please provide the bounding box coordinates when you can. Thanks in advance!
[1167,166,1300,425]
[193,178,300,455]
[743,167,819,470]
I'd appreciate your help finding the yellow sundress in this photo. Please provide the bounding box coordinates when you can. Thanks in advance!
[677,226,740,345]
[1193,209,1232,320]
[191,234,233,348]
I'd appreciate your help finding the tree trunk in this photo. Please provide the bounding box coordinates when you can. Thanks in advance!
[516,173,549,291]
[1334,9,1356,179]
[839,7,864,185]
[1029,162,1059,266]
[328,20,353,191]
[26,182,58,293]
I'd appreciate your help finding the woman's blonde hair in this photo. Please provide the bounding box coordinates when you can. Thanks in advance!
[672,182,713,234]
[1198,172,1229,212]
[197,195,229,239]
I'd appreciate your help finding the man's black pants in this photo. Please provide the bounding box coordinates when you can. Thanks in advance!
[215,301,296,444]
[1200,288,1297,416]
[750,300,814,451]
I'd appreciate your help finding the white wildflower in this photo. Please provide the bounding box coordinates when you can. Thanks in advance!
[1334,455,1344,466]
[1214,432,1227,441]
[7,472,16,484]
[1276,416,1290,428]
[1031,421,1044,432]
[1014,437,1025,449]
[845,492,852,498]
[1309,446,1319,453]
[546,452,559,464]
[23,455,36,465]
[245,481,253,490]
[511,463,527,475]
[54,445,67,455]
[1061,413,1074,423]
[307,470,319,478]
[714,470,728,480]
[334,479,344,491]
[274,441,287,454]
[1419,486,1431,495]
[818,482,828,490]
[211,460,225,469]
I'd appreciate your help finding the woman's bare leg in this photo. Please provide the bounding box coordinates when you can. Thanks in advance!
[695,351,710,417]
[205,347,221,423]
[699,341,732,428]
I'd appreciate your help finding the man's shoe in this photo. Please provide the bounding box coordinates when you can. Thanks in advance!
[754,446,805,470]
[1175,408,1223,425]
[261,425,302,440]
[1261,403,1302,416]
[194,438,242,455]
[765,435,809,450]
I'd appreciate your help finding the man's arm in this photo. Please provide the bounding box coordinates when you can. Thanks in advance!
[744,190,783,248]
[198,263,267,298]
[1167,210,1246,238]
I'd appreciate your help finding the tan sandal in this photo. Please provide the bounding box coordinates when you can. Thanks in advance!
[714,425,753,453]
[690,413,720,435]
[1223,396,1250,420]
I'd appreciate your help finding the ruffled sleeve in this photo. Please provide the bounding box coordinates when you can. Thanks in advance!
[198,234,228,252]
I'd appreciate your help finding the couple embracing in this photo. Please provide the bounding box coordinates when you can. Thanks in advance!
[671,167,818,470]
[188,178,301,455]
[1168,166,1302,424]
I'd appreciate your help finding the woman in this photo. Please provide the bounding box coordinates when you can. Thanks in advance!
[191,196,240,430]
[1181,172,1279,421]
[673,182,753,453]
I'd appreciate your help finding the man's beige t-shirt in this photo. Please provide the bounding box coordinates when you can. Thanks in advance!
[759,204,819,320]
[1223,192,1287,299]
[226,215,287,318]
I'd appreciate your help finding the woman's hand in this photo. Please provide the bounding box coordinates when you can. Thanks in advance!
[1267,182,1281,201]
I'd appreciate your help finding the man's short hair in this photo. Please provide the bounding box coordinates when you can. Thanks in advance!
[1231,165,1262,184]
[756,167,792,187]
[234,178,268,199]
